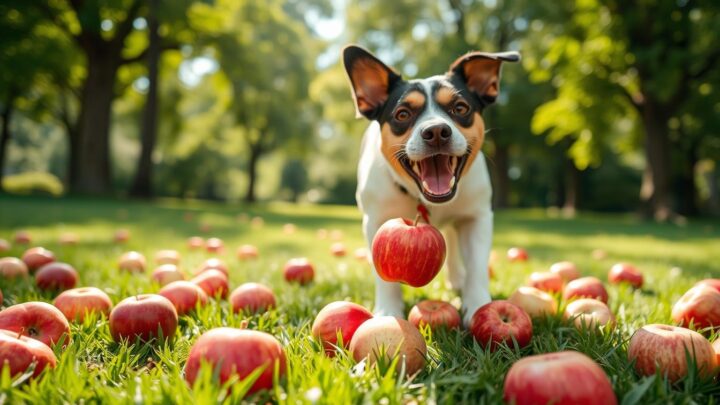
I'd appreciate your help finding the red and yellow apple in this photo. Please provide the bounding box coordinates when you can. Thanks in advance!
[205,237,224,253]
[158,281,208,316]
[118,251,146,273]
[508,286,557,318]
[349,316,427,375]
[550,261,581,282]
[197,258,228,276]
[311,301,373,356]
[354,248,368,261]
[563,277,609,303]
[35,262,79,292]
[13,231,31,245]
[695,279,720,293]
[0,257,29,279]
[0,239,10,252]
[507,247,529,262]
[628,324,716,382]
[109,294,178,342]
[503,351,617,405]
[371,218,446,288]
[0,329,57,379]
[53,287,113,322]
[230,283,277,314]
[0,302,70,347]
[187,236,204,250]
[330,242,347,257]
[527,272,563,293]
[113,229,130,243]
[184,328,286,394]
[59,233,79,245]
[236,244,259,260]
[407,300,461,330]
[470,301,533,351]
[608,263,643,288]
[151,264,185,286]
[284,258,315,285]
[191,269,229,299]
[671,285,720,331]
[154,249,180,265]
[21,247,56,272]
[564,298,614,329]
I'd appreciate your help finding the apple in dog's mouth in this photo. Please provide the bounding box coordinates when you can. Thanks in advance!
[400,153,469,202]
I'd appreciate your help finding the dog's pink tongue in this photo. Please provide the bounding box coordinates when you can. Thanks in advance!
[419,155,453,196]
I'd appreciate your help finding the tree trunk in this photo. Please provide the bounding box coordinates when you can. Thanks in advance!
[675,141,699,217]
[638,100,673,221]
[244,144,262,203]
[0,100,13,192]
[491,142,511,209]
[130,0,161,198]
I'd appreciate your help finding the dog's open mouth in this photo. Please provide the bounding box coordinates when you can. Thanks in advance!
[400,154,468,203]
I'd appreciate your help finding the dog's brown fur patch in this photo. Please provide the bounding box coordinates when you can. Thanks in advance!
[458,112,485,176]
[403,91,426,109]
[380,123,414,184]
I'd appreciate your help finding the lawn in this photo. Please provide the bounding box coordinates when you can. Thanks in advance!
[1,195,719,404]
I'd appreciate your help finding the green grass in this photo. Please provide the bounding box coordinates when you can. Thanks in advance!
[1,195,719,404]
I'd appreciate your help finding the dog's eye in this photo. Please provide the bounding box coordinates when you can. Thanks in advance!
[452,101,470,116]
[394,108,411,122]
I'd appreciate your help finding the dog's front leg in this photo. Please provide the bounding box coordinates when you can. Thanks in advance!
[456,211,494,326]
[363,214,405,318]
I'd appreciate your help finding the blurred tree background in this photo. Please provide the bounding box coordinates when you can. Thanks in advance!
[0,0,718,219]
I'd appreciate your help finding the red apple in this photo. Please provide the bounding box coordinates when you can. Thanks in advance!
[671,285,720,331]
[191,269,229,299]
[550,261,581,282]
[528,272,564,293]
[0,302,70,347]
[283,258,315,285]
[713,339,720,367]
[187,236,204,250]
[21,247,56,272]
[113,229,130,243]
[151,264,185,286]
[608,263,643,288]
[197,258,228,276]
[330,242,346,257]
[205,237,224,253]
[408,300,461,330]
[58,233,79,245]
[53,287,113,322]
[470,301,532,351]
[311,301,373,356]
[237,244,259,260]
[628,324,716,382]
[109,294,178,342]
[349,316,427,375]
[503,351,617,405]
[563,276,608,303]
[694,279,720,293]
[371,218,446,288]
[508,286,558,318]
[0,329,57,378]
[155,250,180,265]
[184,328,286,394]
[158,281,208,316]
[35,262,79,292]
[230,283,276,314]
[507,247,529,262]
[14,231,31,245]
[0,257,29,279]
[564,298,614,329]
[0,239,10,252]
[118,251,146,273]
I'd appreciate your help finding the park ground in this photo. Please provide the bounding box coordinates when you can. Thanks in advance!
[1,195,720,403]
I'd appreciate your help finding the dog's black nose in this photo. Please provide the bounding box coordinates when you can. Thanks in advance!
[421,123,452,147]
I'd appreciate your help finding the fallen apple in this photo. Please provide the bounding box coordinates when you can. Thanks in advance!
[407,300,461,330]
[608,263,643,288]
[158,281,208,316]
[354,248,368,261]
[695,279,720,293]
[113,229,130,243]
[283,258,315,285]
[371,218,446,288]
[470,301,532,351]
[155,250,180,266]
[563,276,609,303]
[109,294,178,342]
[58,233,79,245]
[564,298,614,329]
[671,285,720,331]
[0,257,29,279]
[349,316,427,375]
[508,286,558,318]
[237,244,259,260]
[503,351,617,405]
[311,301,373,356]
[0,239,10,252]
[550,261,581,282]
[184,327,286,394]
[230,283,277,314]
[118,251,146,273]
[0,329,57,379]
[330,242,347,257]
[151,264,185,286]
[527,272,563,294]
[628,324,716,382]
[191,269,229,299]
[507,247,529,262]
[35,262,79,292]
[205,237,224,253]
[13,231,31,245]
[21,247,56,272]
[187,236,204,250]
[0,302,70,347]
[197,258,229,276]
[53,287,113,322]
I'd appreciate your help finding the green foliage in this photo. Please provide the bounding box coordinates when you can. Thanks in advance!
[1,172,63,196]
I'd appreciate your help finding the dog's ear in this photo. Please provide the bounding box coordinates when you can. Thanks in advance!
[448,51,520,106]
[343,45,402,120]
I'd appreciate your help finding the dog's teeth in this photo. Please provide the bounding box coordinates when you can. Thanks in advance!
[413,162,420,176]
[449,176,456,188]
[450,157,458,172]
[422,181,430,192]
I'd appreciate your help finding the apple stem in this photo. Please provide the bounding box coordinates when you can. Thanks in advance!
[414,213,422,226]
[415,204,431,225]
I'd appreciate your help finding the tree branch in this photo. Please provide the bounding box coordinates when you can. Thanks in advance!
[120,41,180,66]
[111,0,144,48]
[689,48,720,80]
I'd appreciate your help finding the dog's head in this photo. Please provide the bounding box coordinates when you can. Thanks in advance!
[343,45,519,203]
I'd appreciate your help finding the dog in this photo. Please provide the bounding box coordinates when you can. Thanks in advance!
[342,45,519,326]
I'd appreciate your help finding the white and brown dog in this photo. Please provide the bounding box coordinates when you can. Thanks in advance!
[343,45,519,326]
